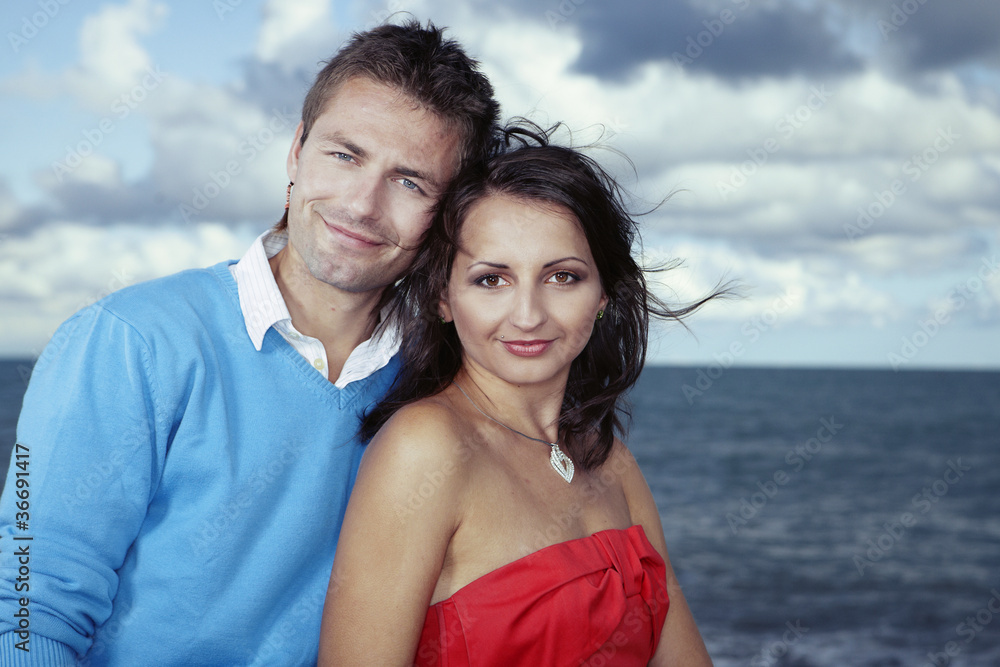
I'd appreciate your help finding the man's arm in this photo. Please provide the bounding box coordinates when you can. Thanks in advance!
[0,304,163,663]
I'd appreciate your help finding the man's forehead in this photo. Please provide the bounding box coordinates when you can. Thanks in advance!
[313,77,442,134]
[314,77,463,155]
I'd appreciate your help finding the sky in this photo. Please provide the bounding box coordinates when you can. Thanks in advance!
[1,0,999,370]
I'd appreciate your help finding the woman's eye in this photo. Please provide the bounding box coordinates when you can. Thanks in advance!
[549,271,578,284]
[399,178,418,191]
[476,274,507,288]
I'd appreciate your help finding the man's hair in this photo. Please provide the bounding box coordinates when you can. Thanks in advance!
[361,122,734,471]
[276,19,500,230]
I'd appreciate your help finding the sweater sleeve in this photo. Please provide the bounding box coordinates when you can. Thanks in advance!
[0,303,165,661]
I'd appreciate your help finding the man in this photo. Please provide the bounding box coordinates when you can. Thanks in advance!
[0,20,499,665]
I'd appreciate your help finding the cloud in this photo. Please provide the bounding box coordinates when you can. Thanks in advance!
[640,237,900,329]
[542,0,862,80]
[254,0,344,76]
[235,60,314,117]
[1,0,998,365]
[861,0,1000,72]
[0,221,257,356]
[69,0,169,107]
[5,0,307,232]
[142,82,298,225]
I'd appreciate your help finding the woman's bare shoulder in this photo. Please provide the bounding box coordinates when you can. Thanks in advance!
[363,394,474,480]
[382,393,465,432]
[606,438,669,552]
[603,438,643,485]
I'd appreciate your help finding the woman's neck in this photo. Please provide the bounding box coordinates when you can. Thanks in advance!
[452,365,568,444]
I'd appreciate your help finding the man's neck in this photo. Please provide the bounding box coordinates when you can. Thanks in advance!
[268,247,381,381]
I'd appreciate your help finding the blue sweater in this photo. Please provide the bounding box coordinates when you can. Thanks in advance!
[0,262,399,665]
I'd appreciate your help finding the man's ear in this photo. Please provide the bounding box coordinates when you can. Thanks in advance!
[286,121,305,183]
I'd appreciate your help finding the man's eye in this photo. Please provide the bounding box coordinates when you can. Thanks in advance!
[333,152,353,162]
[400,178,418,190]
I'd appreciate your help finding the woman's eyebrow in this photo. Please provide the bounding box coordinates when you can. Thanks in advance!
[466,260,508,270]
[465,257,587,271]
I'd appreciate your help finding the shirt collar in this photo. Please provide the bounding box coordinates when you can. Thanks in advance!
[230,229,402,386]
[231,229,292,352]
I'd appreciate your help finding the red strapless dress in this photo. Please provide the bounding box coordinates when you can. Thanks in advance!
[414,525,669,666]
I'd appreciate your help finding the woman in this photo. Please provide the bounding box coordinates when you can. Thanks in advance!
[319,125,720,665]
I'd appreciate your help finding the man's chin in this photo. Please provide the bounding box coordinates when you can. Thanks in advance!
[310,267,384,296]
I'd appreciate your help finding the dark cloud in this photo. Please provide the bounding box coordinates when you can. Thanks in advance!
[869,0,1000,72]
[235,59,313,117]
[1,205,50,237]
[533,0,999,80]
[556,0,861,80]
[41,179,174,227]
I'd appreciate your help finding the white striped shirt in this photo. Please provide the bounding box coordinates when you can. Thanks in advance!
[229,230,400,388]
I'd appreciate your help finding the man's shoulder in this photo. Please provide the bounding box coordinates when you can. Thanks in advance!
[98,261,236,320]
[48,261,241,356]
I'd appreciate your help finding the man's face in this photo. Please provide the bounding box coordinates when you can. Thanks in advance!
[285,77,461,295]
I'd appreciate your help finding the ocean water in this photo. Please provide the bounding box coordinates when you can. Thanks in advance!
[629,366,1000,666]
[2,361,999,664]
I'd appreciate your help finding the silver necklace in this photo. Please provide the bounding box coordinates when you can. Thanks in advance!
[453,381,574,483]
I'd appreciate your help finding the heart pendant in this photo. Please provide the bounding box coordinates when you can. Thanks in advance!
[549,444,575,483]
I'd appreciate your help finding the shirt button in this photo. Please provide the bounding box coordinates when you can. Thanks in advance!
[289,332,300,340]
[313,358,325,370]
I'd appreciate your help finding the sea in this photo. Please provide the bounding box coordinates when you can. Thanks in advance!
[1,361,998,665]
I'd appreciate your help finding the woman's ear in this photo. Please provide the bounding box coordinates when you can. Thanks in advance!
[438,294,453,323]
[598,291,608,316]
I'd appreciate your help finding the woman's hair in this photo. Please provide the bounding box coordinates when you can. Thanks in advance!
[361,121,731,471]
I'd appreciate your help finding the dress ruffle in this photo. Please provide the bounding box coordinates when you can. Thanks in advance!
[415,524,670,666]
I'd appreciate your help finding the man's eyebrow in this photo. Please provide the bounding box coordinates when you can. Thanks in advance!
[320,132,369,160]
[396,166,439,189]
[320,131,440,189]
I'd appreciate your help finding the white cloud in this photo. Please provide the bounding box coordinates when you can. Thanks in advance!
[638,237,895,329]
[255,0,340,71]
[0,221,258,356]
[143,79,296,222]
[0,180,18,231]
[69,0,169,106]
[1,0,997,366]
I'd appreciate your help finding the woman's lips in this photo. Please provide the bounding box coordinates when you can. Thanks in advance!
[501,340,553,357]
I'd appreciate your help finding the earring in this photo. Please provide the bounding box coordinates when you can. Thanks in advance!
[596,310,604,321]
[285,181,294,209]
[438,316,446,324]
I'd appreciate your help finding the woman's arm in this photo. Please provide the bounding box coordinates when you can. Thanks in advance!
[613,443,714,667]
[318,404,468,666]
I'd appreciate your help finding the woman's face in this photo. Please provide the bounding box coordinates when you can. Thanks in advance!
[440,195,607,389]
